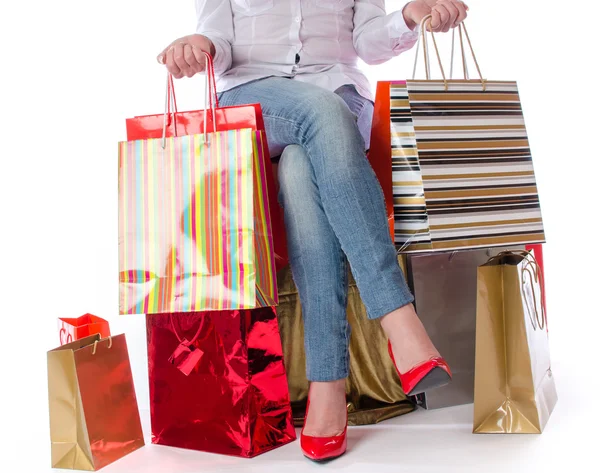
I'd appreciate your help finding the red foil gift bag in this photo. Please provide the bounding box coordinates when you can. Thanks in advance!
[146,308,296,457]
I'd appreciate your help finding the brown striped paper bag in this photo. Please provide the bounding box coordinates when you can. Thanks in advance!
[405,79,545,252]
[371,18,546,253]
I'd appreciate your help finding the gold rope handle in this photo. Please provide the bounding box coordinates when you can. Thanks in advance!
[485,250,546,331]
[459,25,468,79]
[419,15,448,90]
[92,336,113,355]
[462,22,486,89]
[416,15,487,91]
[521,258,546,331]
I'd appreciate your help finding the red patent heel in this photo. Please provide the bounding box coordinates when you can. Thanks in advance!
[300,398,347,462]
[388,341,452,396]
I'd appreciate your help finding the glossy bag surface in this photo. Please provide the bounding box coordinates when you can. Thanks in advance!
[58,313,111,346]
[146,308,296,457]
[118,128,278,314]
[473,251,557,433]
[123,59,287,283]
[47,334,144,470]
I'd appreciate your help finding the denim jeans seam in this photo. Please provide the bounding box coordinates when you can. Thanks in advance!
[340,249,350,376]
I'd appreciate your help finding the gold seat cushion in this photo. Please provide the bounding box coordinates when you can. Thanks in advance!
[275,257,415,426]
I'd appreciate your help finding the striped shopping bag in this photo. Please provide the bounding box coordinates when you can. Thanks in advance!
[371,17,545,252]
[118,128,278,315]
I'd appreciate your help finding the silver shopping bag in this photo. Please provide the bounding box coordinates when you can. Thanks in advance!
[408,247,524,409]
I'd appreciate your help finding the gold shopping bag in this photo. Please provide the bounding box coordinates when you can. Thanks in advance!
[47,334,144,470]
[473,251,557,433]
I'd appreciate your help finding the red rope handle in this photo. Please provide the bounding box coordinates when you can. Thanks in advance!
[170,314,211,345]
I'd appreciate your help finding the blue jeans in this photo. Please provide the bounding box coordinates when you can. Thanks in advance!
[219,78,414,381]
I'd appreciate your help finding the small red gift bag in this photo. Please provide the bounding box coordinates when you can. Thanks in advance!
[58,314,111,346]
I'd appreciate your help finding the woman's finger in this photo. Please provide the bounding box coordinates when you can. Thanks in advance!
[429,9,442,31]
[432,4,451,32]
[172,43,193,78]
[190,46,207,73]
[166,47,182,79]
[450,0,468,26]
[183,44,203,76]
[438,0,460,28]
[157,44,170,64]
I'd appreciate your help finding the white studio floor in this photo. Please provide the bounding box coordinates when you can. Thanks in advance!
[43,355,597,473]
[8,281,599,473]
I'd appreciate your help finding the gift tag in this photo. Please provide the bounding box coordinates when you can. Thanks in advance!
[169,339,204,376]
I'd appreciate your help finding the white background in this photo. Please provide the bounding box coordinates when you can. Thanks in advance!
[1,1,600,472]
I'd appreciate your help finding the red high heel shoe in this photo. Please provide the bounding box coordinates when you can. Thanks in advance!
[388,341,452,396]
[300,398,347,462]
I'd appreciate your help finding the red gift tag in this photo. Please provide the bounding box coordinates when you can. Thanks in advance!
[169,339,203,376]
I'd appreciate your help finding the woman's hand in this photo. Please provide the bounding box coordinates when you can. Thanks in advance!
[403,0,469,32]
[157,34,215,79]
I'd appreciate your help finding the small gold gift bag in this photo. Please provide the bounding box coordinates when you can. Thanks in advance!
[473,251,557,433]
[47,334,144,470]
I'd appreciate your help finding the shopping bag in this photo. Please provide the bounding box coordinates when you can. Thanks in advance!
[120,58,280,314]
[276,256,415,425]
[370,80,432,249]
[58,313,111,346]
[47,334,144,470]
[407,247,523,409]
[125,56,288,272]
[119,127,277,314]
[370,17,546,252]
[146,308,296,457]
[473,250,557,433]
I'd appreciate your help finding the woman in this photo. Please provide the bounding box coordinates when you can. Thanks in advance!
[158,0,468,461]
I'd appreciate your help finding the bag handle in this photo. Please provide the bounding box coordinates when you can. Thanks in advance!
[485,250,547,331]
[170,314,211,345]
[92,336,113,355]
[412,15,486,91]
[161,51,219,148]
[166,53,220,115]
[521,256,546,331]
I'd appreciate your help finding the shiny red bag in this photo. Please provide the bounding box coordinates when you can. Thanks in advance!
[58,313,111,346]
[126,55,288,271]
[146,308,296,457]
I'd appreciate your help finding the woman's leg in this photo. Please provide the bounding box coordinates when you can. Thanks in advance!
[277,145,348,435]
[220,77,414,319]
[219,78,441,434]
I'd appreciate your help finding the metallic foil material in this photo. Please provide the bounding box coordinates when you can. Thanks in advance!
[147,308,296,457]
[47,334,144,470]
[122,72,289,318]
[407,246,524,410]
[473,251,557,433]
[118,129,278,315]
[275,257,416,426]
[169,340,204,376]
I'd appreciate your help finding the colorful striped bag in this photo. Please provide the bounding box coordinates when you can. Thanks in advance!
[119,62,278,314]
[370,17,545,253]
[118,128,277,315]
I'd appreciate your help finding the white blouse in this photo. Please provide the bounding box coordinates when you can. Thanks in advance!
[196,0,419,100]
